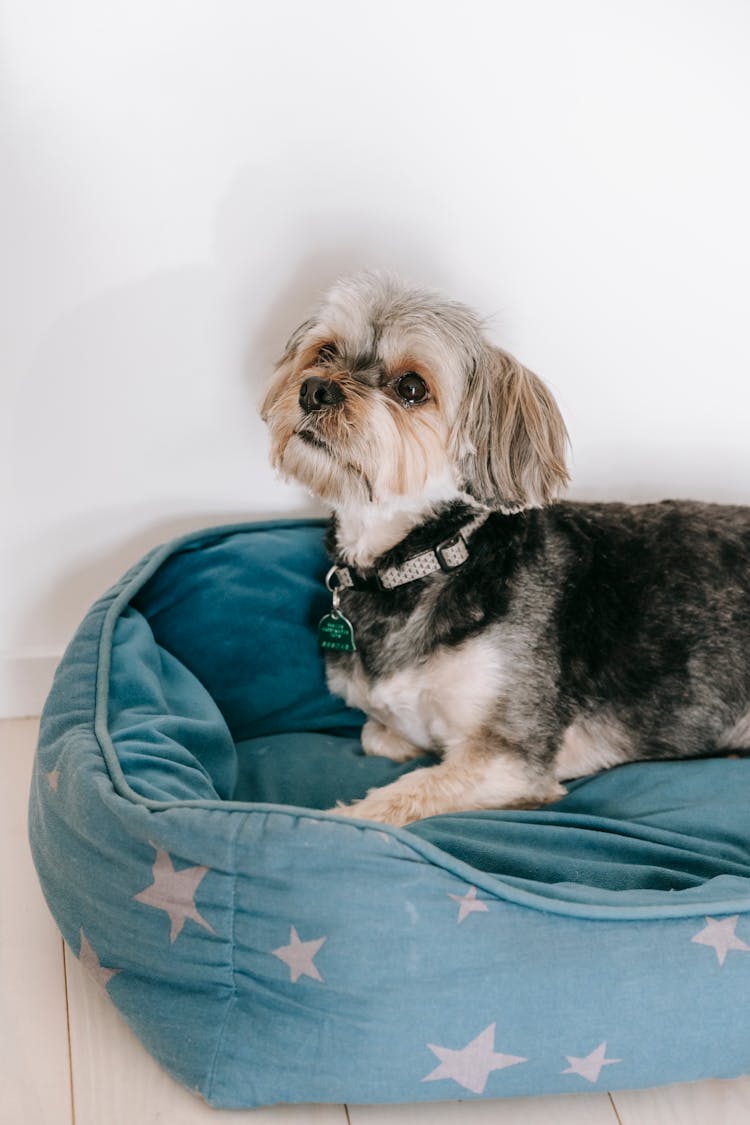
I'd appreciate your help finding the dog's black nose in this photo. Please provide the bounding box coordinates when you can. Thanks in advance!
[299,376,343,413]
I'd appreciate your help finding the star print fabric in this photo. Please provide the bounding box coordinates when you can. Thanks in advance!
[28,521,750,1108]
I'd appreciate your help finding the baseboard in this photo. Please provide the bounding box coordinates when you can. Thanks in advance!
[0,651,62,720]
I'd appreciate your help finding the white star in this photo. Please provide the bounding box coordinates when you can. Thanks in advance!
[691,915,750,966]
[46,769,60,792]
[78,929,121,990]
[448,885,489,924]
[563,1041,621,1083]
[422,1023,527,1094]
[133,844,215,943]
[272,926,327,983]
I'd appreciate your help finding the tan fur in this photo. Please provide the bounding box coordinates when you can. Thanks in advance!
[333,750,566,827]
[360,719,423,762]
[451,347,570,509]
[263,331,568,513]
[262,341,450,503]
[555,716,634,780]
[717,710,750,751]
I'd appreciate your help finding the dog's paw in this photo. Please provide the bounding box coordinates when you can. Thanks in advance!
[326,789,424,827]
[360,719,422,763]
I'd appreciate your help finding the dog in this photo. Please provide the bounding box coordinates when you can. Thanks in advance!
[261,270,750,826]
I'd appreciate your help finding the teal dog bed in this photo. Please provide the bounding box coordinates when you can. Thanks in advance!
[29,521,750,1107]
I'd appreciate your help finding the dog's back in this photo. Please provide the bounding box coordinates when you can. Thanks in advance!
[547,498,750,762]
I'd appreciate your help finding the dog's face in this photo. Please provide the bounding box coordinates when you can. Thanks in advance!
[261,272,569,511]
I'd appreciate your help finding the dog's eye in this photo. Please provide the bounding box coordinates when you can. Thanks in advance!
[395,372,428,404]
[315,343,339,364]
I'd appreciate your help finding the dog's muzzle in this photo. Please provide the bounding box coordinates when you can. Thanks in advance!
[299,376,344,414]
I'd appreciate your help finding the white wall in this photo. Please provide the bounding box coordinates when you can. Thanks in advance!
[4,0,750,715]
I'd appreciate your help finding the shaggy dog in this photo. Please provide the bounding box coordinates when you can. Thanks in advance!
[261,271,750,825]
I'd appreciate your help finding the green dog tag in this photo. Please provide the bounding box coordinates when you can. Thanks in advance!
[318,610,356,652]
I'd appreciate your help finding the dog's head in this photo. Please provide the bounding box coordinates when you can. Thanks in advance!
[261,271,569,511]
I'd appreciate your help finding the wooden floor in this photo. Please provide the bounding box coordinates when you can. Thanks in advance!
[4,716,750,1125]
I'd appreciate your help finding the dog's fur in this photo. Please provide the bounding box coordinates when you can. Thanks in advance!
[261,271,750,825]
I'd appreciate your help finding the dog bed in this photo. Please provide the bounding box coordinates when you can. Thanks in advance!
[29,519,750,1108]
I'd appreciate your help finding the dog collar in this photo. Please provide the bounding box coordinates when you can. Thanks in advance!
[327,509,491,593]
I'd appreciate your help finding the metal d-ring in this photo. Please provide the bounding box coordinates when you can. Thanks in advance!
[325,565,342,612]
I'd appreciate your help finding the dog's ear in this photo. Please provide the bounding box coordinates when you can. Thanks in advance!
[450,344,569,509]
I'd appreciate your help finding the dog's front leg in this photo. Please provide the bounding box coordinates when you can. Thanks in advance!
[331,745,566,826]
[360,718,424,762]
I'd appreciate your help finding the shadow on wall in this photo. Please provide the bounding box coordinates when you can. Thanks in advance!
[13,159,450,656]
[212,160,450,387]
[10,266,266,651]
[239,240,442,377]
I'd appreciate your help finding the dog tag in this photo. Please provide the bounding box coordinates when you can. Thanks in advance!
[318,610,356,652]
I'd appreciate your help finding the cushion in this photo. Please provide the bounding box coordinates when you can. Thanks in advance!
[29,520,750,1108]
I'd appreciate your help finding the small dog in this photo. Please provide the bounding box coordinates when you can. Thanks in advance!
[261,271,750,825]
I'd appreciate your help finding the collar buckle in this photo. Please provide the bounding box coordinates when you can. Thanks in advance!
[434,533,470,573]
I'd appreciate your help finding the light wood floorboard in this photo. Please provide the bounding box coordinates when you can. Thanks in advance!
[348,1092,619,1123]
[612,1076,750,1124]
[1,719,72,1125]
